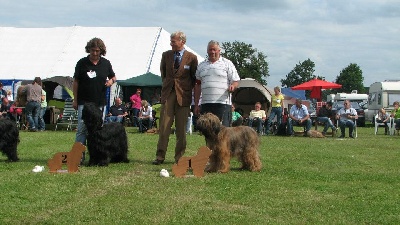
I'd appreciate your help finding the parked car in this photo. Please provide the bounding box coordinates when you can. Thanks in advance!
[331,101,365,127]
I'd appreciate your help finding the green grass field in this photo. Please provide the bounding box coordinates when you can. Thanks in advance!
[1,125,399,224]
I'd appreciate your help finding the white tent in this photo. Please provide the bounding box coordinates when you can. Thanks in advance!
[0,26,204,81]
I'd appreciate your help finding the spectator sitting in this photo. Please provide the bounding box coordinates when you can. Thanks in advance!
[287,98,312,136]
[7,90,13,101]
[106,97,128,124]
[10,101,23,121]
[316,101,337,136]
[1,97,15,121]
[390,101,400,130]
[138,100,153,133]
[376,107,390,134]
[247,102,266,135]
[336,100,358,138]
[231,104,243,127]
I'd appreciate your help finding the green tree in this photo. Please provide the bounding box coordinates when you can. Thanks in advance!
[281,59,322,87]
[280,59,324,99]
[336,63,365,93]
[221,41,269,85]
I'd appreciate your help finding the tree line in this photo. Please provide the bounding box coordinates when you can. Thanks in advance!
[221,41,365,100]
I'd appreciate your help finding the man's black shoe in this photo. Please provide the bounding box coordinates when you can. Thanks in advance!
[338,134,345,138]
[349,134,355,138]
[152,159,164,165]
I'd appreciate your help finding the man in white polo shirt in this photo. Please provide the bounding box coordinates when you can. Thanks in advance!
[194,40,240,127]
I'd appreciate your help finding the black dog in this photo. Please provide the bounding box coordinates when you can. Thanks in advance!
[82,102,129,166]
[0,118,20,162]
[275,122,288,136]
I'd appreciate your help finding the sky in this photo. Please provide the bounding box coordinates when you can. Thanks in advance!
[1,0,399,88]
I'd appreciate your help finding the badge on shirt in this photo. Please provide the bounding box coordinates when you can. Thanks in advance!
[87,70,96,78]
[184,65,190,70]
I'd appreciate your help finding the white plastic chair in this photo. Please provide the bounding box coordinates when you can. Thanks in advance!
[391,117,398,135]
[374,114,392,135]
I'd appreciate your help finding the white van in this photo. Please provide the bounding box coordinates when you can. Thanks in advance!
[367,80,400,122]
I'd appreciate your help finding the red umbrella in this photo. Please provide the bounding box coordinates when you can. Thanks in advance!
[291,78,342,101]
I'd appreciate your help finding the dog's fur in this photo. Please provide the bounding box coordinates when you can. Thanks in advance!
[172,146,212,177]
[307,130,325,138]
[82,102,129,166]
[48,142,86,172]
[0,118,20,162]
[196,113,262,173]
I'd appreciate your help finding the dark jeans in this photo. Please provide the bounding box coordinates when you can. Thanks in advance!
[339,119,355,136]
[38,107,46,130]
[200,103,231,127]
[139,117,153,132]
[395,119,400,130]
[248,117,264,134]
[265,107,282,134]
[131,108,140,126]
[26,101,40,130]
[232,117,243,127]
[287,118,312,135]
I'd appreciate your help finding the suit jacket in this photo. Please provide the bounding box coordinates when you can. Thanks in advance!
[160,50,198,106]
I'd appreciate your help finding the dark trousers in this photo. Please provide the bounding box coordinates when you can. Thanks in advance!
[200,103,231,127]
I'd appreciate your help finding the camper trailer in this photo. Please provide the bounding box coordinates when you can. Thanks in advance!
[333,90,368,103]
[366,80,400,122]
[326,94,335,103]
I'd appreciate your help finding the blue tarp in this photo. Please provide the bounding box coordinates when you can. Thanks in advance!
[0,79,21,100]
[281,88,306,100]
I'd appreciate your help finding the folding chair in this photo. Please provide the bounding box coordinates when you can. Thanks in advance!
[54,98,78,131]
[151,111,158,129]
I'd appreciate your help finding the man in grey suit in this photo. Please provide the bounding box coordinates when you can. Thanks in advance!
[152,31,198,165]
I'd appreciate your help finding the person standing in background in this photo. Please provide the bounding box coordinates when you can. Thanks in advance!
[130,88,142,126]
[38,84,47,131]
[23,77,43,132]
[265,86,284,135]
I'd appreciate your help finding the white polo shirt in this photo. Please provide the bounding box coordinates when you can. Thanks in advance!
[195,57,240,105]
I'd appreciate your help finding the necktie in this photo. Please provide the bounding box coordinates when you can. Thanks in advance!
[174,52,180,69]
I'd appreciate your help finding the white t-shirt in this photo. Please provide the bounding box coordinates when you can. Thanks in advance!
[195,57,240,105]
[140,106,152,118]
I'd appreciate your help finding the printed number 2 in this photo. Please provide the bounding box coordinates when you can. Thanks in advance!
[62,154,68,163]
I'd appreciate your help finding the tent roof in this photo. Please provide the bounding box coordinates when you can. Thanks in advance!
[118,72,161,87]
[42,76,73,90]
[0,26,204,81]
[233,78,273,104]
[232,78,273,116]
